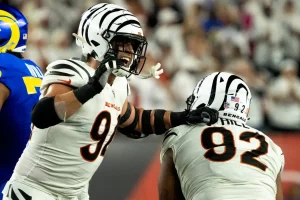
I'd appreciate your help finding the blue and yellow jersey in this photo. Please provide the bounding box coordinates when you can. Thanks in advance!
[0,53,42,184]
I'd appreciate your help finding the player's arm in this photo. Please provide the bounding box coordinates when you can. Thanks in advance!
[0,83,10,111]
[31,54,119,129]
[117,100,218,138]
[276,173,283,200]
[158,148,184,200]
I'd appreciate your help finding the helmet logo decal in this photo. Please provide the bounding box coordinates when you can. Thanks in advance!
[0,10,20,52]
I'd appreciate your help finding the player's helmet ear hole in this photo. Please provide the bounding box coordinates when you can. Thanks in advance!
[91,40,100,47]
[197,103,206,109]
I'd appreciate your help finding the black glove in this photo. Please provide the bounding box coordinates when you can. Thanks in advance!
[186,107,219,126]
[73,51,122,105]
[89,51,123,93]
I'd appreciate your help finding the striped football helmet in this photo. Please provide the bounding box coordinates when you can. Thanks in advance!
[0,4,28,53]
[74,3,147,77]
[186,72,252,123]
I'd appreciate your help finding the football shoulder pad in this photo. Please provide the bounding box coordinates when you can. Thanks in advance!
[160,125,192,162]
[41,58,93,95]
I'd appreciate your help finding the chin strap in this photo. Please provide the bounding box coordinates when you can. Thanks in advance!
[136,63,163,79]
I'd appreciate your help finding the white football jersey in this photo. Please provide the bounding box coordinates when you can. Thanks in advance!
[161,118,284,200]
[11,58,129,198]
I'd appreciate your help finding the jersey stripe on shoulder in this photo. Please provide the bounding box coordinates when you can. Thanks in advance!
[41,59,92,93]
[65,59,91,79]
[47,71,75,77]
[52,64,83,78]
[163,131,177,143]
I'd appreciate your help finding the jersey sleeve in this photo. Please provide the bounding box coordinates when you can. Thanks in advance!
[269,139,285,174]
[160,126,185,163]
[41,59,91,96]
[276,146,285,173]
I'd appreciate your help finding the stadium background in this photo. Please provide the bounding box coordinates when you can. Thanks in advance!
[4,0,300,199]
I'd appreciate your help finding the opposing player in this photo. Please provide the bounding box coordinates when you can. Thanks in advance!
[2,3,218,200]
[159,72,284,200]
[0,3,43,200]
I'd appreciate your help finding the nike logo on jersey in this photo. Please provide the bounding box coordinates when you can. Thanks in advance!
[58,79,71,84]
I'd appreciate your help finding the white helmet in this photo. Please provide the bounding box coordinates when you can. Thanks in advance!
[186,72,252,124]
[74,3,147,77]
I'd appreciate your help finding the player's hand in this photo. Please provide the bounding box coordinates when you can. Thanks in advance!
[88,51,122,93]
[186,107,219,126]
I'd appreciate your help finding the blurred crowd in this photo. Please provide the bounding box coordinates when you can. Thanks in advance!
[3,0,300,199]
[4,0,300,134]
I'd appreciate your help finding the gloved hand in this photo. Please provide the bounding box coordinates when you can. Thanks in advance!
[88,51,123,93]
[186,107,219,126]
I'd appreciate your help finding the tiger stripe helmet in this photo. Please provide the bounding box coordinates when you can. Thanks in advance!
[186,72,252,123]
[75,3,147,77]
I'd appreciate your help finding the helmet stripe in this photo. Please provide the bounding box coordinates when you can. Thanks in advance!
[207,72,221,106]
[99,8,125,30]
[81,4,108,36]
[219,75,244,111]
[115,20,141,32]
[195,75,208,94]
[236,83,250,97]
[106,13,134,32]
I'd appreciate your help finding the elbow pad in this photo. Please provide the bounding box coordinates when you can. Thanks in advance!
[31,97,62,129]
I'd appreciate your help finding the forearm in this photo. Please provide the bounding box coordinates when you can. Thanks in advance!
[118,102,187,138]
[118,102,217,138]
[137,109,187,135]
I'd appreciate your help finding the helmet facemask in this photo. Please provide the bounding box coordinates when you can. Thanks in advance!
[103,30,147,78]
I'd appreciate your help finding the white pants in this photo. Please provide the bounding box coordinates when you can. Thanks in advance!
[2,180,89,200]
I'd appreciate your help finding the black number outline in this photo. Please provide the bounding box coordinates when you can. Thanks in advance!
[201,127,269,171]
[234,103,239,111]
[80,111,115,162]
[240,131,268,171]
[241,105,245,113]
[201,127,236,162]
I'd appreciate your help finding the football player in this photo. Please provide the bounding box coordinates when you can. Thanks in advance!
[159,72,284,200]
[2,3,218,200]
[0,3,43,200]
